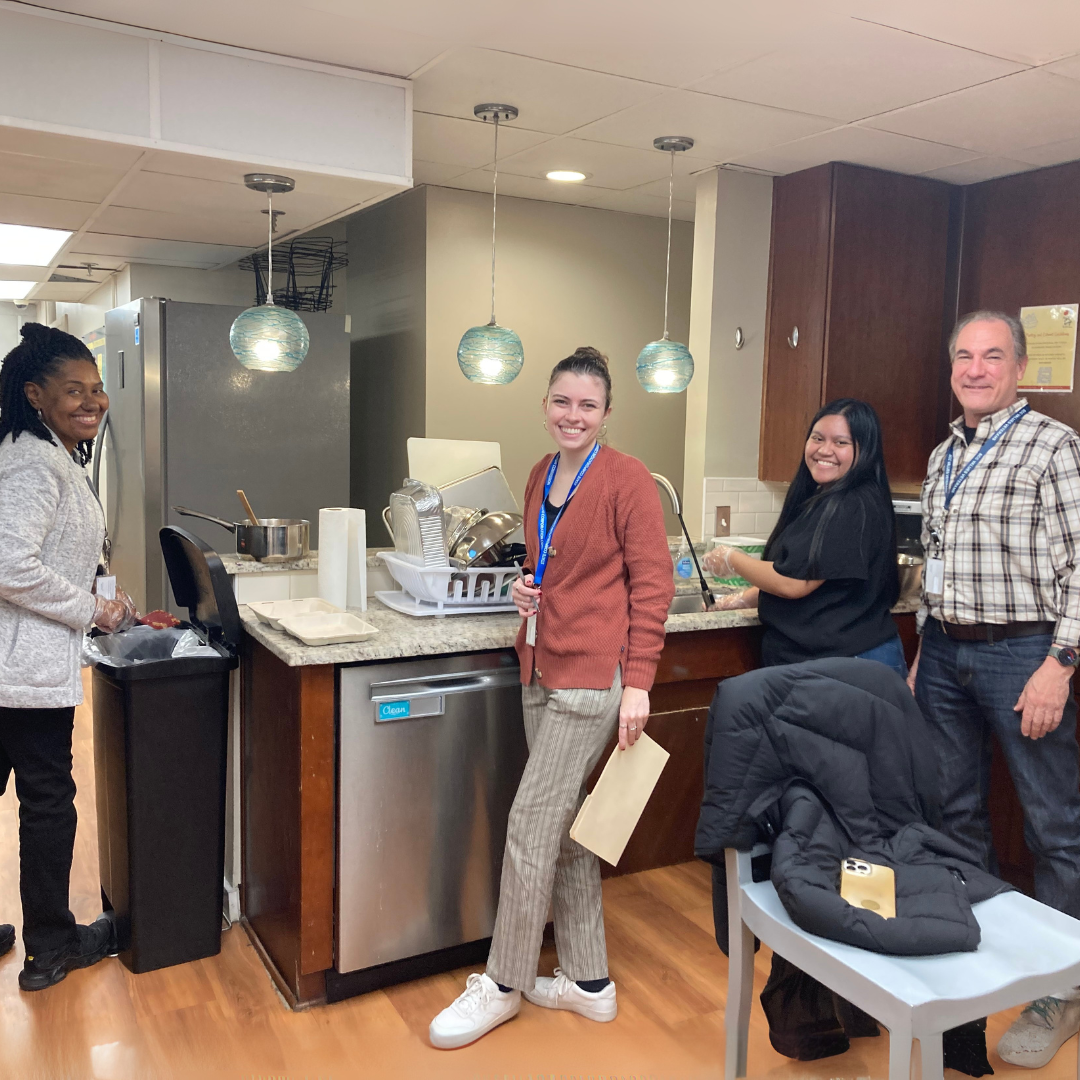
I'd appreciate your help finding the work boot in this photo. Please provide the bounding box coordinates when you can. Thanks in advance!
[19,912,117,992]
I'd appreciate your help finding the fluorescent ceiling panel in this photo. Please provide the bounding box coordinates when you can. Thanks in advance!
[0,280,37,300]
[0,223,73,266]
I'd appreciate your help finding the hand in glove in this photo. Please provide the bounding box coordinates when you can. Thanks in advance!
[710,587,758,611]
[93,589,137,634]
[703,544,735,579]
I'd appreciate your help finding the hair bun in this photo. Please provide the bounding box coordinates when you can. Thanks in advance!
[19,322,51,344]
[571,346,608,370]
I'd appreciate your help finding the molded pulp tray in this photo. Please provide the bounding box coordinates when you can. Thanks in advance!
[248,597,341,630]
[278,612,378,646]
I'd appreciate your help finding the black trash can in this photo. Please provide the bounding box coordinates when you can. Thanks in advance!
[92,526,240,973]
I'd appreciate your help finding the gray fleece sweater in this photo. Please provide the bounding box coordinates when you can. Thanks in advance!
[0,431,104,709]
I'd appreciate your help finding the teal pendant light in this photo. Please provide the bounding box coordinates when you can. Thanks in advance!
[457,104,524,385]
[230,173,309,372]
[636,136,695,393]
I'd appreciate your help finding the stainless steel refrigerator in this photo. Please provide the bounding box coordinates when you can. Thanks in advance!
[103,299,350,613]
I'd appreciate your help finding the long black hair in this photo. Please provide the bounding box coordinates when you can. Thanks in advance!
[764,398,899,604]
[0,322,97,466]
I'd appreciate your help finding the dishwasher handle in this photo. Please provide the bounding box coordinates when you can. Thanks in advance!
[369,667,521,702]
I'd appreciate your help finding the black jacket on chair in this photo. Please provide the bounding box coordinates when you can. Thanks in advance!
[695,658,1011,956]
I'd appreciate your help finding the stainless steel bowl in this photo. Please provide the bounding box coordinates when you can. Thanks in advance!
[450,510,523,568]
[897,553,924,602]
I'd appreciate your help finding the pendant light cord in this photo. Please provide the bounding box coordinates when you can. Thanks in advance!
[266,190,275,307]
[663,149,674,341]
[490,115,500,327]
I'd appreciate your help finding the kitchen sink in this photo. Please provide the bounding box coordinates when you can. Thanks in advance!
[668,593,706,615]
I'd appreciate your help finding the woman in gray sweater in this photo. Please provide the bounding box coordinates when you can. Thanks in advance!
[0,323,133,990]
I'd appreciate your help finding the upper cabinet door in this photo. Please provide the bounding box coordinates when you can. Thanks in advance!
[759,164,834,483]
[825,165,951,487]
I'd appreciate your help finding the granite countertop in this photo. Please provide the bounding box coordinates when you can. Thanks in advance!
[240,594,922,667]
[220,549,393,575]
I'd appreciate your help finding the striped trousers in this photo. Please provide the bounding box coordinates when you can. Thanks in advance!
[486,669,622,990]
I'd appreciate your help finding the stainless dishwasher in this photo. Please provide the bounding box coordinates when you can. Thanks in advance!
[336,650,528,979]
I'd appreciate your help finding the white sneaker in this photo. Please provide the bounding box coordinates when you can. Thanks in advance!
[997,996,1080,1068]
[523,969,617,1022]
[429,972,521,1050]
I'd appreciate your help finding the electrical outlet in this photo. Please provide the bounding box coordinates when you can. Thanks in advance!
[714,505,730,537]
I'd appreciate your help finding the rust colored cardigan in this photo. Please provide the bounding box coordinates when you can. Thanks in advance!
[515,446,675,691]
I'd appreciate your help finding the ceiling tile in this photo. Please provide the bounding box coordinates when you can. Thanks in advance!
[0,126,144,169]
[587,188,695,221]
[0,192,96,231]
[843,2,1080,66]
[919,157,1036,184]
[497,137,705,191]
[413,160,467,184]
[30,280,104,302]
[413,48,664,135]
[864,69,1080,156]
[447,169,609,207]
[731,125,975,176]
[1011,134,1080,168]
[571,89,836,163]
[413,112,553,169]
[691,17,1024,123]
[92,205,266,247]
[73,233,252,268]
[0,150,128,203]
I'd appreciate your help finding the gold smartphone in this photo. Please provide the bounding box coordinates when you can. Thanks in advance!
[840,858,896,919]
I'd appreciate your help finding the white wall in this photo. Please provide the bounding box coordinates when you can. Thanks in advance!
[0,303,25,358]
[424,186,692,508]
[683,169,774,538]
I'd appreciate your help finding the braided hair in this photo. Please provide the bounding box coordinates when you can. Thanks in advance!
[0,322,97,466]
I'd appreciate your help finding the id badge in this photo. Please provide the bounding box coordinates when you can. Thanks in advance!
[525,614,537,646]
[95,575,116,600]
[925,558,944,596]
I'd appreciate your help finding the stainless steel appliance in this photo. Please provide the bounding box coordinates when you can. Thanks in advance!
[893,498,923,557]
[334,651,527,992]
[103,299,349,612]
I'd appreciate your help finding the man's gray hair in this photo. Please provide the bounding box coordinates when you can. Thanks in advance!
[948,309,1027,362]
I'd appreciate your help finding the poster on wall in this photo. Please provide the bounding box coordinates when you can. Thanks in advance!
[1019,304,1078,392]
[81,326,105,373]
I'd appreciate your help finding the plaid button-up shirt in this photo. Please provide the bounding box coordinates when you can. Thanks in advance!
[919,398,1080,646]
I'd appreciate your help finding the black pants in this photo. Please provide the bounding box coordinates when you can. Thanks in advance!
[0,705,79,956]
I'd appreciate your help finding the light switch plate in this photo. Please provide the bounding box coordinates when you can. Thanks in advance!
[714,505,730,537]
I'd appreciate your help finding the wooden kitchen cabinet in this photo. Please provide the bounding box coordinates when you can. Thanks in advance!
[759,162,954,486]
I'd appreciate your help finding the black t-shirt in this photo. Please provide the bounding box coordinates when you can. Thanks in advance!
[756,486,897,666]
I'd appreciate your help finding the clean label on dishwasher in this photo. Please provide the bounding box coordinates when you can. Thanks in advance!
[375,695,444,722]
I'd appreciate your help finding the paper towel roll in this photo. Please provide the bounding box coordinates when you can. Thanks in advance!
[318,508,350,610]
[346,508,367,613]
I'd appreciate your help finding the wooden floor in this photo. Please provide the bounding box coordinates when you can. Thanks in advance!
[0,675,1073,1079]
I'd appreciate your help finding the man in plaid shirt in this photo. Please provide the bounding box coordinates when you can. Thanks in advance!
[908,309,1080,1069]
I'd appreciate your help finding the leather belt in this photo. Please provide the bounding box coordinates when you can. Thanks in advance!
[934,617,1055,643]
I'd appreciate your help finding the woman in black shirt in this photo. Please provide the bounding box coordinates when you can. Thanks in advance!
[705,398,904,676]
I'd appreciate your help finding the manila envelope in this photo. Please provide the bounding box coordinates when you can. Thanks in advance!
[570,732,670,866]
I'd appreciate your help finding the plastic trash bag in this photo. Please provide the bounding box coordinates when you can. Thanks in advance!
[84,625,219,667]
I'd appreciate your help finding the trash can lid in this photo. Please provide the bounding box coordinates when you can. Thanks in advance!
[159,526,242,648]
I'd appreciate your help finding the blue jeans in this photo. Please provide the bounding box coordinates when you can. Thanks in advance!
[915,619,1080,918]
[855,633,908,678]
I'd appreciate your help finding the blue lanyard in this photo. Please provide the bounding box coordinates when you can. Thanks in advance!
[534,442,600,588]
[943,404,1029,509]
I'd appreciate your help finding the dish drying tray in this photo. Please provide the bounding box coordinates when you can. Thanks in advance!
[377,550,522,614]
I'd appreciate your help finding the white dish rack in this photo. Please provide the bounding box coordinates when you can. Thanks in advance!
[377,550,522,613]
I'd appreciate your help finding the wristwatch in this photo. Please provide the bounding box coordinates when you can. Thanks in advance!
[1049,645,1080,668]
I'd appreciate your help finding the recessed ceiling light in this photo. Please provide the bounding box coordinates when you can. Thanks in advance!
[0,281,37,301]
[0,223,73,266]
[546,170,587,183]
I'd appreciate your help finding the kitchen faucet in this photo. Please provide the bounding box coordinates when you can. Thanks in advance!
[651,473,715,610]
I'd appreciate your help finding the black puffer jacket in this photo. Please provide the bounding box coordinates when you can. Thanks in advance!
[695,658,1011,956]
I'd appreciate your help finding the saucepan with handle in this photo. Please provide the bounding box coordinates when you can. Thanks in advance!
[172,506,310,563]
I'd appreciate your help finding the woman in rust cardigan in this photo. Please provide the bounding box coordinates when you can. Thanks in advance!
[430,346,675,1050]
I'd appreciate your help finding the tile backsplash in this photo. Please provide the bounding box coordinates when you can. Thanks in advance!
[702,477,788,540]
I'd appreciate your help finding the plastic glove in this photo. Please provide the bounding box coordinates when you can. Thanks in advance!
[703,544,735,579]
[93,595,128,633]
[114,587,138,633]
[710,588,756,611]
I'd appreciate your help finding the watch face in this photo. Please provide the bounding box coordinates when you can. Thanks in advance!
[1059,647,1079,667]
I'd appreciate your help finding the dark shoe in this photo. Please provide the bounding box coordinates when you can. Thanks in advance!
[19,912,116,992]
[0,924,14,958]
